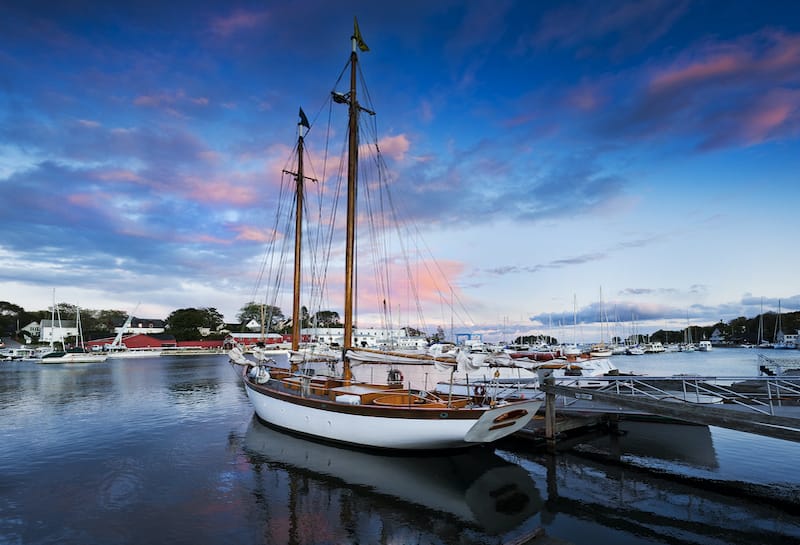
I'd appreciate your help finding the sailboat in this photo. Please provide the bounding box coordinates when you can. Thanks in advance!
[104,306,162,359]
[772,299,795,349]
[39,303,108,364]
[560,294,582,357]
[231,20,540,450]
[589,287,612,358]
[757,297,771,348]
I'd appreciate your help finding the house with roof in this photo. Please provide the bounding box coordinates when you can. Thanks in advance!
[113,317,166,336]
[39,319,78,344]
[20,321,41,341]
[709,328,727,345]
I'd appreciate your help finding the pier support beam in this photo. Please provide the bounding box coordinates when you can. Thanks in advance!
[544,374,556,452]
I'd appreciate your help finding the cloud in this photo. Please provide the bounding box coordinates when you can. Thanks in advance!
[532,0,689,60]
[179,175,260,205]
[210,8,271,37]
[609,29,800,150]
[133,89,210,117]
[377,134,411,162]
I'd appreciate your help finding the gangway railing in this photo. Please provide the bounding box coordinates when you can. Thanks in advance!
[539,374,800,443]
[758,354,800,377]
[584,375,800,416]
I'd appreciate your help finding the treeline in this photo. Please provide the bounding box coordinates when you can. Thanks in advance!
[648,311,800,345]
[0,300,347,343]
[4,299,798,345]
[514,311,800,346]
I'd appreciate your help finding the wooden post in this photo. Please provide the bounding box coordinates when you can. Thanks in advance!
[544,374,556,452]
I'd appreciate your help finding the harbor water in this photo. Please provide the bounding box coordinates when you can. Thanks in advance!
[1,350,799,544]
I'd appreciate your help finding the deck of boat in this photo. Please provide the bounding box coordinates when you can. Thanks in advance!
[253,367,472,408]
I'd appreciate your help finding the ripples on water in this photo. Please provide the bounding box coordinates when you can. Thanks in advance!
[1,350,799,544]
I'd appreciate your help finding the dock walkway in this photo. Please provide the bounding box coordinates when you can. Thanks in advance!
[539,374,800,443]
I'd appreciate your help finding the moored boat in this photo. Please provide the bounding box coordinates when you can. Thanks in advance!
[39,348,108,364]
[232,20,540,450]
[38,302,107,364]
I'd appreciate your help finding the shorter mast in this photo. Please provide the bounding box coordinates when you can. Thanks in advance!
[292,122,305,354]
[283,108,311,370]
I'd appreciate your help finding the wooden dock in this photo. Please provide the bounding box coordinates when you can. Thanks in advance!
[536,374,800,444]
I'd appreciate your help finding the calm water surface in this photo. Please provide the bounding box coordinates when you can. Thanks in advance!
[1,350,799,544]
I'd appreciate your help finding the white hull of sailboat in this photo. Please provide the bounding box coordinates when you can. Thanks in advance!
[243,379,539,450]
[105,349,162,359]
[38,352,108,364]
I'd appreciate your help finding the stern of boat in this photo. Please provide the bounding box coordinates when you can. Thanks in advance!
[464,400,540,443]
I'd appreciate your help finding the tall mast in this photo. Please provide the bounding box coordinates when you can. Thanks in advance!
[342,20,367,382]
[343,42,358,351]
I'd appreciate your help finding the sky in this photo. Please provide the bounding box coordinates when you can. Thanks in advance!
[1,0,799,343]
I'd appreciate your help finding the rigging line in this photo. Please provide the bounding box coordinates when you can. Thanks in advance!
[356,96,431,335]
[358,114,389,330]
[407,220,476,327]
[251,150,297,307]
[303,97,347,327]
[377,151,428,333]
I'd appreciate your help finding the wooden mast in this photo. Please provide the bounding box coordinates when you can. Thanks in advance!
[291,127,305,355]
[342,28,360,382]
[282,110,311,371]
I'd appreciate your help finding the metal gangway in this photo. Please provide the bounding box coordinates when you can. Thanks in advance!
[539,372,800,443]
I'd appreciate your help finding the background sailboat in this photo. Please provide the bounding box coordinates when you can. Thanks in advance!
[39,304,107,364]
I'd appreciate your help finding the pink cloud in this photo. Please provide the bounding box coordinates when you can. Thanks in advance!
[649,54,742,94]
[232,225,275,243]
[66,193,101,208]
[182,176,259,205]
[565,83,605,112]
[740,89,800,145]
[210,9,270,37]
[376,134,411,161]
[648,31,800,95]
[91,169,142,183]
[350,258,466,315]
[197,150,221,164]
[133,89,209,115]
[191,234,230,245]
[621,30,800,150]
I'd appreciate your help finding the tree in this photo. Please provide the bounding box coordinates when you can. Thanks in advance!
[429,326,446,344]
[313,310,341,328]
[166,307,225,341]
[94,310,129,333]
[0,301,23,334]
[236,302,284,331]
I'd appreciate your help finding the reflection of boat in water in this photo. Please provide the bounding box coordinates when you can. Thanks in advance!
[584,420,719,469]
[502,432,800,544]
[242,418,541,534]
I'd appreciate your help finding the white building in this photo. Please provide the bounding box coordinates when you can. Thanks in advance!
[39,320,78,344]
[710,328,726,345]
[302,327,429,349]
[113,317,165,336]
[21,321,41,339]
